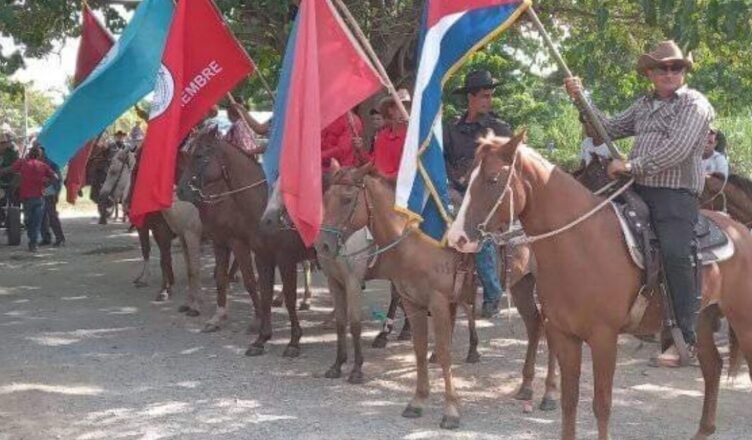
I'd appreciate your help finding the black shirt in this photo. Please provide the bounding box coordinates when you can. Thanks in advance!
[443,112,512,190]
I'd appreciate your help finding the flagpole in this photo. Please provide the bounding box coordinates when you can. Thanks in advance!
[524,6,623,160]
[331,0,408,122]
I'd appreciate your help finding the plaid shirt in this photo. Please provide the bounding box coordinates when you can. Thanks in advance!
[596,86,715,194]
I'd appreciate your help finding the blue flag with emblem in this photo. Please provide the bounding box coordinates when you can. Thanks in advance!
[38,0,175,166]
[395,0,530,243]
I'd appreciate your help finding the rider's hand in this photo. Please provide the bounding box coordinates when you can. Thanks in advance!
[353,137,364,151]
[564,77,584,101]
[607,159,631,179]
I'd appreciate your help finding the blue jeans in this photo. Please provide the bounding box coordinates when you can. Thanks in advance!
[476,239,503,305]
[22,197,45,246]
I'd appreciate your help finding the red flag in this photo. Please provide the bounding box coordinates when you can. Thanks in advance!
[277,0,382,246]
[129,0,254,226]
[65,5,114,204]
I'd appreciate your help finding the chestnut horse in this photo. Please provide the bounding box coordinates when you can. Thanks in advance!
[318,164,558,429]
[184,128,315,356]
[449,131,752,440]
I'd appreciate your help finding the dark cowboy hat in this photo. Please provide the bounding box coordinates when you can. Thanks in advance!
[378,88,411,116]
[114,130,128,137]
[636,40,693,76]
[452,70,500,95]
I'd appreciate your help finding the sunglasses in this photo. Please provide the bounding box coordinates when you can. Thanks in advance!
[654,64,685,74]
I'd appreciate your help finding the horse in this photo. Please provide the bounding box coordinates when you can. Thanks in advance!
[109,148,204,315]
[99,148,136,223]
[184,128,315,356]
[448,131,752,440]
[317,163,560,429]
[701,172,752,227]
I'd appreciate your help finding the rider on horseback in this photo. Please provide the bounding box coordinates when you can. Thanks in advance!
[565,40,715,367]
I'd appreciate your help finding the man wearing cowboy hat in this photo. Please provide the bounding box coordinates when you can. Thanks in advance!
[565,40,715,367]
[372,88,411,180]
[445,69,513,318]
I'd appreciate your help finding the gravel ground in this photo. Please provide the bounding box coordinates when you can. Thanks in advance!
[0,214,750,440]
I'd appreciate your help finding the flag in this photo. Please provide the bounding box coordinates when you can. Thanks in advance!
[263,0,382,246]
[38,0,174,167]
[65,5,115,204]
[395,0,529,242]
[128,0,254,226]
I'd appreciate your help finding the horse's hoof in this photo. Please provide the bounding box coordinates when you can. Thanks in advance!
[347,370,365,384]
[397,329,412,341]
[371,334,388,349]
[185,309,200,318]
[402,405,423,419]
[282,346,300,358]
[539,397,558,412]
[298,302,310,311]
[428,352,438,364]
[465,351,481,364]
[440,415,460,430]
[514,387,534,401]
[324,367,342,379]
[271,297,284,308]
[154,291,169,302]
[177,305,190,313]
[245,345,265,357]
[202,323,221,333]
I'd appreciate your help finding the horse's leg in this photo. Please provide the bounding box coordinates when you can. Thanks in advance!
[511,274,541,402]
[430,302,458,364]
[181,230,203,316]
[345,274,364,384]
[299,260,312,311]
[589,329,618,440]
[231,243,261,334]
[280,261,302,357]
[430,297,460,430]
[324,276,348,379]
[542,326,560,411]
[246,256,275,356]
[549,326,583,440]
[397,291,412,341]
[401,296,429,419]
[372,283,400,348]
[228,256,240,283]
[134,226,151,287]
[693,306,723,440]
[203,243,230,332]
[153,222,174,302]
[464,299,480,364]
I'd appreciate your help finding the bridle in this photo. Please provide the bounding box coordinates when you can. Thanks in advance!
[188,146,265,205]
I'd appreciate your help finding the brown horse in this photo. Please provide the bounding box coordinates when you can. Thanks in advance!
[449,131,752,440]
[184,128,315,356]
[701,173,752,227]
[318,164,558,429]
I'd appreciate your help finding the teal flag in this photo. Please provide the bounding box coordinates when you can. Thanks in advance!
[39,0,174,166]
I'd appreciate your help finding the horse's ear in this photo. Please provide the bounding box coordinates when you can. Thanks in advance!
[330,158,341,174]
[508,128,527,151]
[354,160,375,181]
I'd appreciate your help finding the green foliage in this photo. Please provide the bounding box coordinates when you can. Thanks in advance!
[0,77,56,136]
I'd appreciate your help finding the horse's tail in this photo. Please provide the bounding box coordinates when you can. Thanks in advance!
[728,324,743,380]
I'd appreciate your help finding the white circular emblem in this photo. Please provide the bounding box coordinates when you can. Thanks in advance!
[150,64,175,120]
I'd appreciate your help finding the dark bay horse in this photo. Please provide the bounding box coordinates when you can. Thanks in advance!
[318,164,558,429]
[185,128,315,356]
[449,131,752,440]
[701,172,752,227]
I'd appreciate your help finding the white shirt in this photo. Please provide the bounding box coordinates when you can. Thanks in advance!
[580,137,612,164]
[703,151,729,177]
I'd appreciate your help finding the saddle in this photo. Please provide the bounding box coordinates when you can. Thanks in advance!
[612,190,735,333]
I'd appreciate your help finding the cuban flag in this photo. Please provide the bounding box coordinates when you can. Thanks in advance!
[395,0,530,243]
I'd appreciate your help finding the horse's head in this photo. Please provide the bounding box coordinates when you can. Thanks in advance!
[100,149,135,201]
[180,126,225,202]
[448,129,527,253]
[315,161,375,259]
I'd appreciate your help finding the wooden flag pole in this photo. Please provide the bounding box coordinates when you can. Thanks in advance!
[331,0,409,122]
[525,6,623,160]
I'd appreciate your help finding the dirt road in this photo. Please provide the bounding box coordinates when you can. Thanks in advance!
[1,214,749,439]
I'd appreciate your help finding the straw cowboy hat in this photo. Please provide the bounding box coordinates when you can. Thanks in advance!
[636,40,693,76]
[378,88,411,115]
[452,69,500,95]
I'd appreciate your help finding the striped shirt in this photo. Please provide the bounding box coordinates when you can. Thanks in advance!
[595,86,715,194]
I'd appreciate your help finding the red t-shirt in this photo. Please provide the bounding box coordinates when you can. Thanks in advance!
[373,124,407,179]
[11,159,55,200]
[321,112,363,170]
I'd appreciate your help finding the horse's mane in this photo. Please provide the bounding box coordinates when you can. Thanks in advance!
[726,173,752,198]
